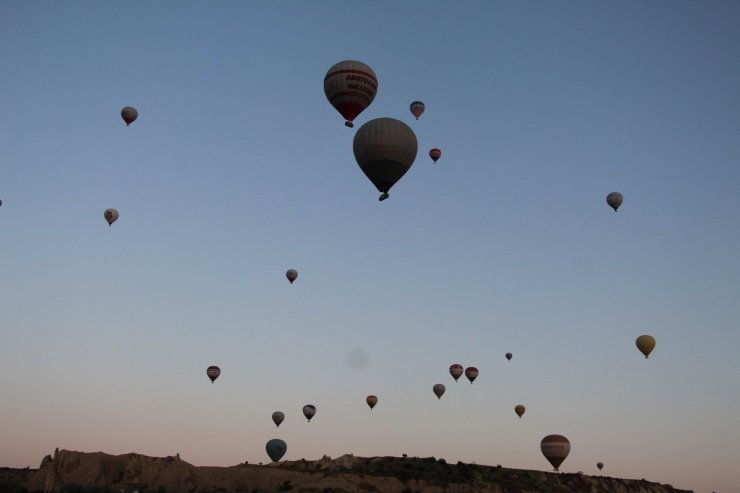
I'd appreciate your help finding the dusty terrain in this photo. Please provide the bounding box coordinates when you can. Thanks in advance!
[0,448,692,493]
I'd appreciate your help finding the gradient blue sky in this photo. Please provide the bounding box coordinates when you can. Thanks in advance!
[1,2,739,492]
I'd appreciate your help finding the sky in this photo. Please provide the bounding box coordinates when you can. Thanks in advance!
[1,2,739,492]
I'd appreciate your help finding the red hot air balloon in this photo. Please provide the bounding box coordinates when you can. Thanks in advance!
[429,148,442,163]
[121,106,138,126]
[410,101,425,120]
[206,366,221,383]
[465,366,478,383]
[324,60,377,128]
[541,435,570,471]
[449,364,463,382]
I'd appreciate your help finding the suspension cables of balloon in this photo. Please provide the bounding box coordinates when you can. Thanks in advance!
[324,60,377,128]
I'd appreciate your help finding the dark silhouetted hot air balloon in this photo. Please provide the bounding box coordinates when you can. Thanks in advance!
[286,269,298,284]
[541,435,570,471]
[0,199,3,207]
[272,411,285,427]
[514,405,525,418]
[606,192,623,212]
[597,462,604,471]
[635,335,656,358]
[353,118,418,201]
[104,208,119,226]
[324,60,377,128]
[266,439,287,462]
[366,395,378,410]
[303,404,316,422]
[206,366,221,383]
[433,383,446,399]
[410,101,425,120]
[449,364,463,382]
[465,366,478,384]
[121,106,138,126]
[506,352,513,361]
[429,148,441,163]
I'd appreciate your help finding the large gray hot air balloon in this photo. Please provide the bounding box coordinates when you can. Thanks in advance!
[433,383,446,399]
[353,118,418,201]
[541,435,570,471]
[121,106,138,126]
[265,439,287,462]
[324,60,377,128]
[606,192,623,212]
[303,404,316,422]
[272,411,285,427]
[286,269,298,284]
[104,208,119,226]
[635,335,656,358]
[206,366,221,383]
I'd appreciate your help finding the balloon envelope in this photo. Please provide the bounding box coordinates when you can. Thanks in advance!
[265,439,287,462]
[506,352,513,361]
[121,106,138,126]
[433,383,446,399]
[366,395,378,410]
[541,435,570,471]
[324,60,377,127]
[514,404,525,418]
[465,366,478,383]
[410,101,425,120]
[449,364,463,382]
[635,335,656,358]
[597,462,604,470]
[429,148,442,163]
[272,411,285,427]
[606,192,623,212]
[206,366,221,383]
[104,208,119,226]
[353,118,418,200]
[286,269,298,284]
[303,404,316,422]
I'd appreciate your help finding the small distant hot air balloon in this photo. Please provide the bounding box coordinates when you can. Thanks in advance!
[206,366,221,383]
[606,192,623,212]
[597,462,604,471]
[324,60,377,128]
[410,101,425,120]
[265,439,287,462]
[514,404,525,418]
[303,404,316,422]
[121,106,138,126]
[353,118,418,201]
[366,395,378,410]
[541,435,570,471]
[635,335,656,358]
[429,148,442,163]
[449,364,463,382]
[0,199,3,207]
[286,269,298,284]
[506,352,513,361]
[465,366,478,384]
[104,208,119,226]
[433,383,446,399]
[272,411,285,427]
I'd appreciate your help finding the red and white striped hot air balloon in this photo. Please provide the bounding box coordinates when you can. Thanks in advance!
[541,435,570,471]
[324,60,377,128]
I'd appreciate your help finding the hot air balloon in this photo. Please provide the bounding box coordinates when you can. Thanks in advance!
[324,60,377,128]
[449,364,463,382]
[635,335,656,358]
[272,411,285,427]
[514,404,525,418]
[353,117,418,201]
[433,384,446,399]
[541,435,570,471]
[597,462,604,471]
[104,208,119,226]
[303,404,316,422]
[286,269,298,284]
[121,106,138,126]
[410,101,425,120]
[0,199,3,207]
[429,148,442,163]
[366,395,378,410]
[506,352,513,361]
[265,439,287,462]
[465,366,478,384]
[206,366,221,383]
[606,192,623,212]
